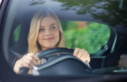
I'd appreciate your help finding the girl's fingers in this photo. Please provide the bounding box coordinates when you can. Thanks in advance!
[83,55,90,63]
[73,48,80,56]
[20,54,39,68]
[84,51,90,63]
[24,63,33,68]
[77,49,84,58]
[27,56,38,66]
[33,55,40,62]
[27,53,39,61]
[32,59,38,66]
[80,54,87,62]
[80,50,87,59]
[20,60,32,68]
[81,54,87,61]
[74,49,90,63]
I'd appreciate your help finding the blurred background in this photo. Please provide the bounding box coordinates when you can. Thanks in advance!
[61,21,110,54]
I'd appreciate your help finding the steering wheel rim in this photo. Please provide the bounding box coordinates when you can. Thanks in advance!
[20,48,74,75]
[20,48,93,76]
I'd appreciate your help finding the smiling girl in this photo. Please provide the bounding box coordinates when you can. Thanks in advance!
[13,9,90,74]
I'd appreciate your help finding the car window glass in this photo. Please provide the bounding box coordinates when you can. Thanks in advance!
[2,0,115,76]
[14,25,21,42]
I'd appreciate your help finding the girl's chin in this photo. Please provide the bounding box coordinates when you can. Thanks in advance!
[42,46,56,50]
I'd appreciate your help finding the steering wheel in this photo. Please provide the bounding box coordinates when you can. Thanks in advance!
[20,48,92,76]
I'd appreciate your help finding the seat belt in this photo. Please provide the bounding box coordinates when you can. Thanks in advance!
[9,49,23,58]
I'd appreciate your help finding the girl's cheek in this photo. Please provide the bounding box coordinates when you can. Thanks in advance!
[38,32,43,39]
[54,30,59,36]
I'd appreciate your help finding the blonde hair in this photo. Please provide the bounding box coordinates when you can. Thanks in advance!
[28,9,65,54]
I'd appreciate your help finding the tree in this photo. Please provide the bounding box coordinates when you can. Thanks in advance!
[54,0,127,27]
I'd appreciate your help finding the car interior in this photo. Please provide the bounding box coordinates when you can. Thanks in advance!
[8,11,95,76]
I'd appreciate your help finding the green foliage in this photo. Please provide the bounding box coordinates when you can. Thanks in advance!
[63,21,110,54]
[14,25,21,42]
[54,0,125,27]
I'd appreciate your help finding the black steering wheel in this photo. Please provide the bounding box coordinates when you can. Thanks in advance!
[20,48,92,76]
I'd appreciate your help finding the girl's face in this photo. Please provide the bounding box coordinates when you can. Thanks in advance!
[37,16,59,50]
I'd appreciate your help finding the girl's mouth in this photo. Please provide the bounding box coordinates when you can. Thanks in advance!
[45,38,53,40]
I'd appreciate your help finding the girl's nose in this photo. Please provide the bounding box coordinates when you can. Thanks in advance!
[45,29,51,35]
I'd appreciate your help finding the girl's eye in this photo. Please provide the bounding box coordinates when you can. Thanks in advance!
[51,27,56,29]
[39,28,44,31]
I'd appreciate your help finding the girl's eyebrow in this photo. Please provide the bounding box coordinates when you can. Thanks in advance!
[49,23,56,26]
[40,23,56,27]
[40,26,44,28]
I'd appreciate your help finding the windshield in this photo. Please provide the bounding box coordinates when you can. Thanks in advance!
[4,0,126,76]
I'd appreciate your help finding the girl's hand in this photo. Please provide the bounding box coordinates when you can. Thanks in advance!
[14,53,40,74]
[73,48,90,63]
